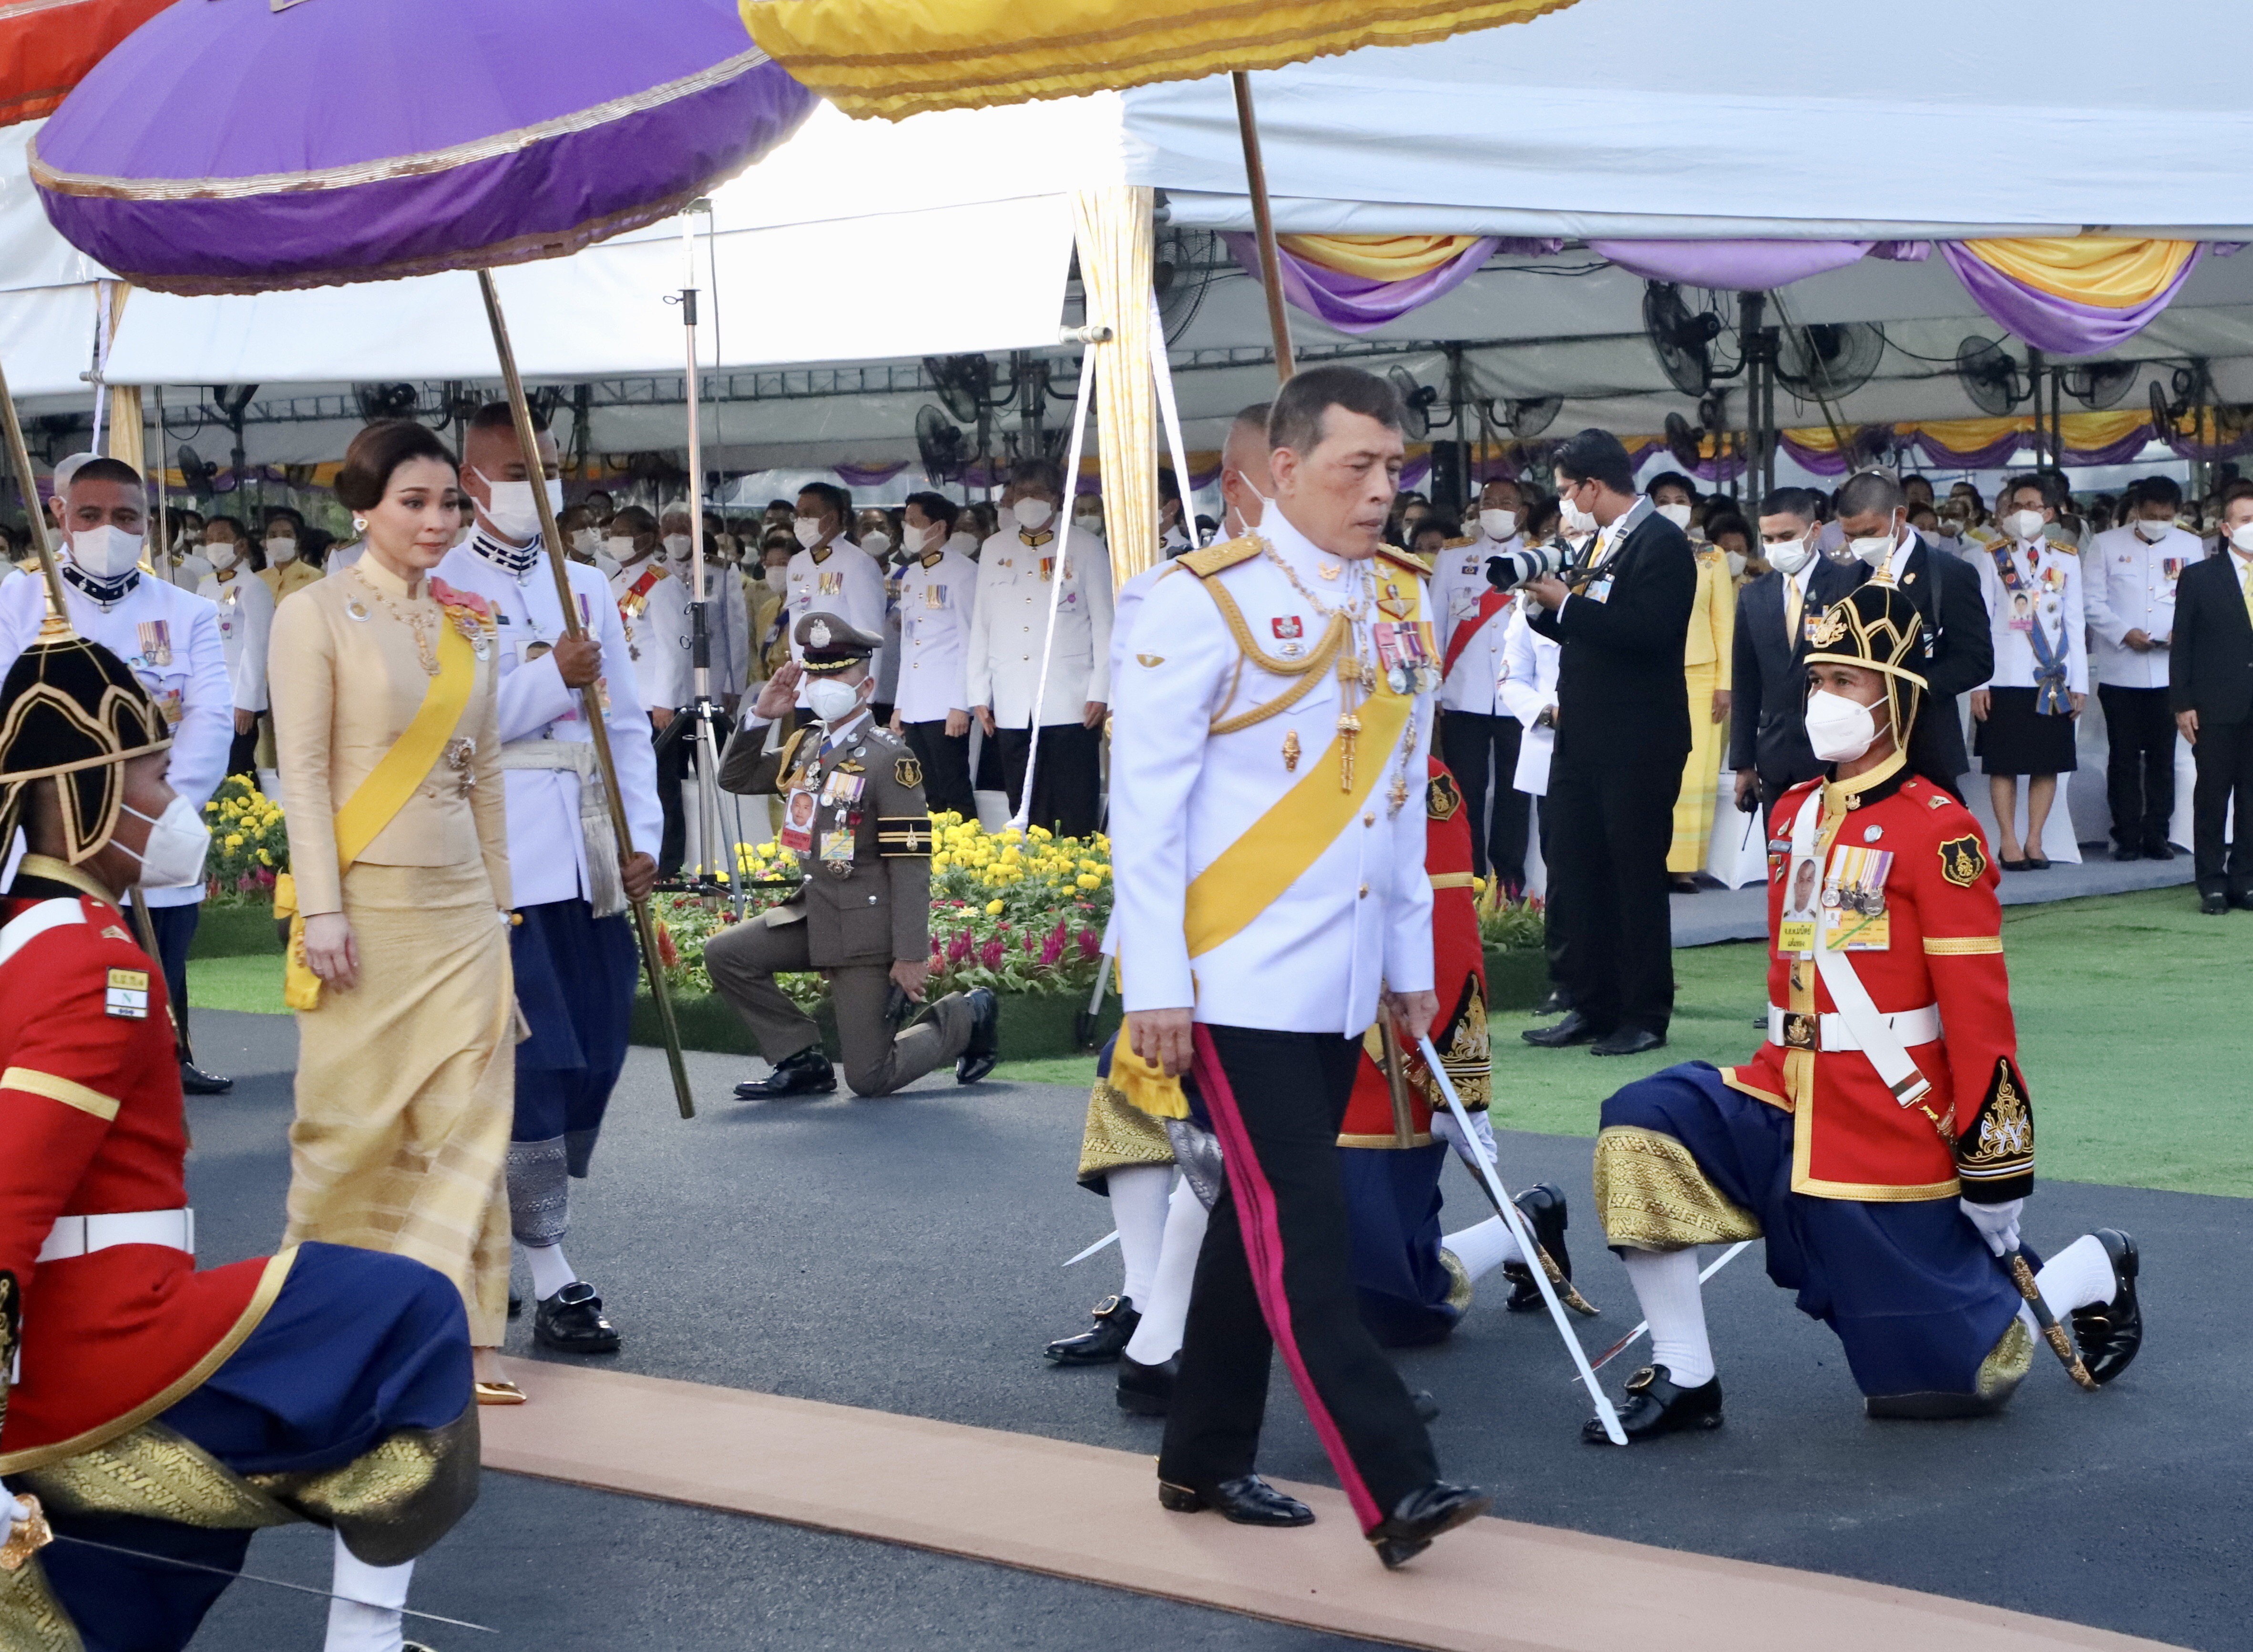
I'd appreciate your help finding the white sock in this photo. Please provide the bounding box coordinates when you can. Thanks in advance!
[325,1532,413,1652]
[1109,1164,1171,1309]
[2028,1233,2116,1323]
[1123,1176,1209,1365]
[1621,1247,1715,1387]
[1439,1215,1525,1283]
[523,1241,577,1301]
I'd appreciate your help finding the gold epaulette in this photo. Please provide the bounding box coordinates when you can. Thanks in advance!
[1178,535,1262,579]
[1442,535,1476,549]
[774,726,810,777]
[1376,543,1431,578]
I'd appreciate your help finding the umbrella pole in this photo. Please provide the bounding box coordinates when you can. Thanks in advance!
[476,269,696,1121]
[1230,72,1294,383]
[0,357,71,632]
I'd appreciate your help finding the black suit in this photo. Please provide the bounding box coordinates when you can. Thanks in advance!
[1729,568,1824,814]
[2170,551,2253,897]
[1527,506,1696,1035]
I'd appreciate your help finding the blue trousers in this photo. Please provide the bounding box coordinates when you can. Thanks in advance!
[1601,1063,2023,1398]
[509,897,639,1172]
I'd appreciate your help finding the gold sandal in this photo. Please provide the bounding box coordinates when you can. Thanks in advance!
[474,1378,527,1406]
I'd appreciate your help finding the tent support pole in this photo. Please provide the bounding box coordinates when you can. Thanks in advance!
[476,268,696,1121]
[0,358,68,629]
[1231,72,1294,382]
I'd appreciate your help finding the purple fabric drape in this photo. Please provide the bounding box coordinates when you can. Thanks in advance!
[1223,234,1499,334]
[1589,240,1871,290]
[833,462,909,488]
[1938,244,2205,356]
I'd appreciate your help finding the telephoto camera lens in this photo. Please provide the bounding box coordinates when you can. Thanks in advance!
[1484,542,1570,591]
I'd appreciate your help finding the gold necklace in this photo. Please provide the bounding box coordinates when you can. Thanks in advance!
[1259,539,1380,791]
[347,565,441,676]
[1259,539,1370,622]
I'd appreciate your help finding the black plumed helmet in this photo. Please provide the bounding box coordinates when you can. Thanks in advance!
[0,633,171,864]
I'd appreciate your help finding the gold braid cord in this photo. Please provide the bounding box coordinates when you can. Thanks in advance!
[1592,1127,1764,1251]
[1197,580,1350,736]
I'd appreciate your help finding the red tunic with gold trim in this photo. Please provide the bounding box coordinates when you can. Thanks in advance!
[1725,763,2035,1203]
[0,888,282,1463]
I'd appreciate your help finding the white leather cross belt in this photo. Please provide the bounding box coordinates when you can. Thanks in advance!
[1768,1005,1941,1053]
[37,1208,195,1262]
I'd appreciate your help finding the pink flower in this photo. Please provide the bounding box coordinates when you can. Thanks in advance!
[1077,927,1100,961]
[1039,919,1066,967]
[947,931,973,964]
[427,578,490,617]
[979,938,1004,970]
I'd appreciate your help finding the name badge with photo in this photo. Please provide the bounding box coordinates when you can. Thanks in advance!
[1587,578,1615,605]
[819,828,856,868]
[778,788,817,853]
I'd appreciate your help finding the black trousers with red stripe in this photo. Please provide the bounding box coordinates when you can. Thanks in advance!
[1158,1024,1439,1532]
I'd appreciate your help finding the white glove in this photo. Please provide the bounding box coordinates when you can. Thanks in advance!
[1430,1106,1497,1166]
[1959,1196,2023,1258]
[0,1482,30,1537]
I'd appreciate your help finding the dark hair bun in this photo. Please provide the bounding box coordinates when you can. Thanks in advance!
[337,419,457,511]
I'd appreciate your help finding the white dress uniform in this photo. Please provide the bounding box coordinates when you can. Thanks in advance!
[892,544,981,724]
[2085,521,2192,688]
[964,521,1115,728]
[606,551,691,714]
[1432,530,1519,715]
[1496,599,1561,796]
[1967,533,2089,700]
[783,538,886,706]
[665,544,750,705]
[195,563,277,721]
[435,531,664,908]
[163,546,213,590]
[1111,508,1435,1033]
[0,563,230,917]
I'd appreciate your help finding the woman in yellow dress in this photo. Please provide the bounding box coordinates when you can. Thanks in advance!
[1647,475,1736,890]
[269,419,521,1400]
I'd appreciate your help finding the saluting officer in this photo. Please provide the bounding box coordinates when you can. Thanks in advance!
[708,612,998,1099]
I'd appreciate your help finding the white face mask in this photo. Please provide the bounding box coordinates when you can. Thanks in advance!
[2230,523,2253,553]
[1804,688,1880,764]
[69,524,145,580]
[205,542,239,572]
[1011,498,1055,533]
[2134,517,2172,543]
[467,470,562,544]
[1478,507,1520,541]
[805,677,864,724]
[1559,499,1598,536]
[603,535,637,564]
[794,516,827,549]
[1848,528,1897,566]
[2004,509,2047,542]
[860,531,892,559]
[572,528,603,556]
[662,532,694,562]
[1765,536,1813,575]
[1655,501,1694,530]
[947,530,978,557]
[764,566,789,591]
[901,522,936,556]
[1725,550,1748,579]
[265,535,297,565]
[1074,510,1104,537]
[119,795,212,890]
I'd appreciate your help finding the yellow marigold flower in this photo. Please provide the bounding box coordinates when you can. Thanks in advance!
[257,849,272,865]
[985,898,1004,915]
[1075,874,1099,890]
[224,834,243,849]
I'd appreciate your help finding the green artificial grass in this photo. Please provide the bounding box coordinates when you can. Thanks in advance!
[1488,886,2251,1199]
[186,953,289,1015]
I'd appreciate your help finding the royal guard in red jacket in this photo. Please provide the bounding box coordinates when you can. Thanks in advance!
[1335,757,1581,1346]
[1583,584,2142,1440]
[0,628,477,1650]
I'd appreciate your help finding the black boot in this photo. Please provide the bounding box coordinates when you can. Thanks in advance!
[1044,1294,1139,1365]
[533,1280,622,1355]
[1585,1364,1723,1443]
[180,1061,234,1096]
[1522,1010,1606,1048]
[1368,1481,1490,1569]
[956,987,1000,1083]
[1531,987,1572,1017]
[1116,1352,1177,1416]
[734,1046,836,1100]
[1502,1183,1573,1312]
[2070,1228,2142,1385]
[1157,1475,1313,1526]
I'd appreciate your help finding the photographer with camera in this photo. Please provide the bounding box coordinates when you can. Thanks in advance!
[1512,430,1696,1057]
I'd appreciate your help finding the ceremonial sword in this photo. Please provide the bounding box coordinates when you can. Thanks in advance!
[1582,1240,1755,1377]
[1418,1036,1627,1446]
[2006,1246,2100,1391]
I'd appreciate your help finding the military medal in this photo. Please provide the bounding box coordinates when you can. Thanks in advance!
[137,620,172,667]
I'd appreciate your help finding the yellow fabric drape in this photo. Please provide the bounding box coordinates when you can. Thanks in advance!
[1074,185,1159,591]
[1633,410,2164,460]
[742,0,1586,121]
[102,286,144,472]
[1278,232,1485,282]
[1957,237,2199,309]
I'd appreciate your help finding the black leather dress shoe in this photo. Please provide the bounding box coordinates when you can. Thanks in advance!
[1116,1353,1177,1416]
[533,1281,622,1355]
[1586,1364,1723,1443]
[1531,988,1572,1017]
[1157,1474,1313,1527]
[734,1046,836,1099]
[2201,891,2229,916]
[1045,1294,1139,1365]
[956,986,1000,1083]
[1368,1481,1490,1569]
[1590,1027,1665,1058]
[1503,1183,1573,1312]
[1522,1010,1606,1048]
[2110,844,2142,862]
[2235,890,2253,912]
[2143,841,2177,861]
[507,1293,523,1320]
[1410,1388,1440,1424]
[180,1062,234,1096]
[2070,1228,2142,1385]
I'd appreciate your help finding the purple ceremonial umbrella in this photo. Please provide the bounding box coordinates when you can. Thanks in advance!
[30,0,816,294]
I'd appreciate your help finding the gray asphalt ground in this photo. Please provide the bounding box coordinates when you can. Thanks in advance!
[180,1009,2243,1651]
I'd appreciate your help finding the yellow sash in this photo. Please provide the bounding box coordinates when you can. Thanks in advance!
[277,621,476,1009]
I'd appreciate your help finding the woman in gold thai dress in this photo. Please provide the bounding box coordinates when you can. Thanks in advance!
[269,419,521,1399]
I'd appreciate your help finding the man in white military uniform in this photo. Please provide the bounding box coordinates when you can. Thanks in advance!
[1497,591,1567,1010]
[193,523,276,780]
[660,501,749,713]
[2085,476,2192,860]
[784,482,886,714]
[888,490,981,818]
[0,455,234,1095]
[1112,365,1486,1568]
[603,504,692,725]
[1432,475,1531,892]
[967,456,1115,838]
[443,402,662,1355]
